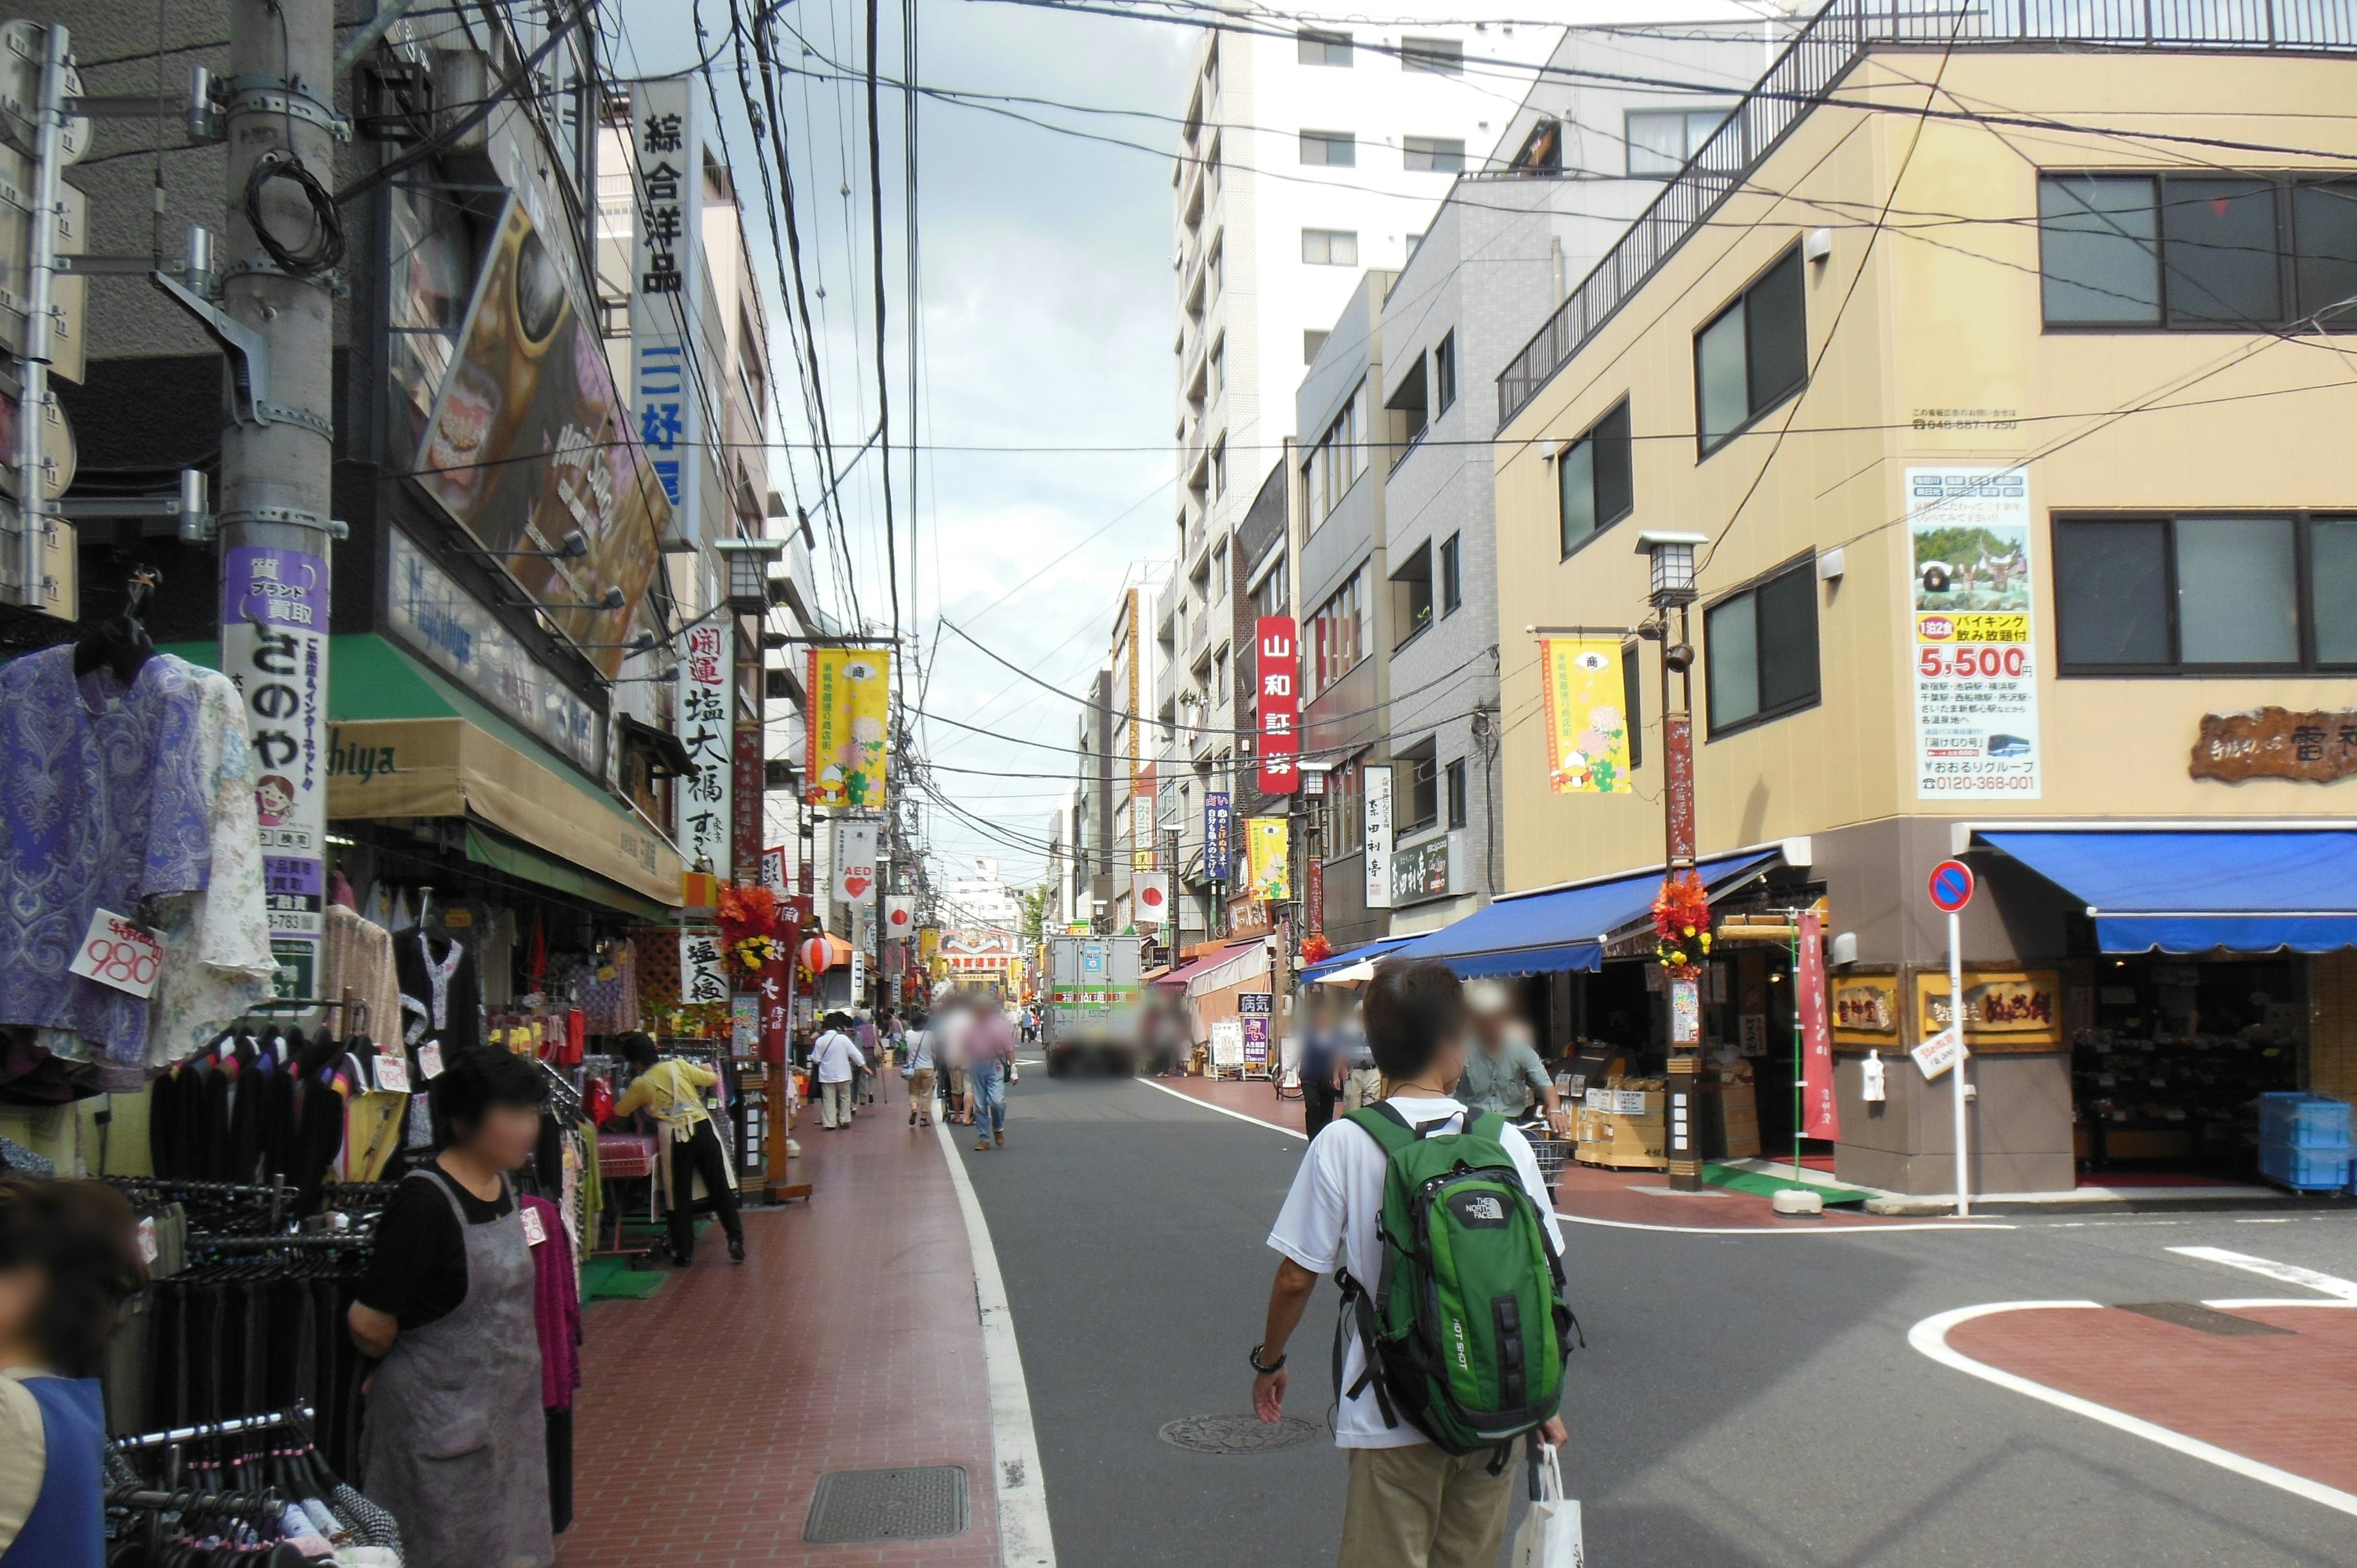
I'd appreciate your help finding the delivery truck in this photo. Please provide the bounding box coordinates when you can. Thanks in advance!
[1042,933,1143,1076]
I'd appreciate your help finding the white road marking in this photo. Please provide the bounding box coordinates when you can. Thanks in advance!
[1136,1076,1307,1139]
[933,1108,1057,1566]
[1557,1211,2014,1235]
[1910,1300,2357,1520]
[2168,1246,2357,1301]
[2201,1298,2357,1311]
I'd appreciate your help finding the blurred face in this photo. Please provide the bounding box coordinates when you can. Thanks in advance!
[0,1264,44,1357]
[459,1102,543,1171]
[1469,1006,1511,1051]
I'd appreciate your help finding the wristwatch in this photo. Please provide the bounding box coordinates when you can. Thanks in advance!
[1249,1343,1287,1374]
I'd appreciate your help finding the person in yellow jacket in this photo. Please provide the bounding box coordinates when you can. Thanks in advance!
[614,1033,745,1266]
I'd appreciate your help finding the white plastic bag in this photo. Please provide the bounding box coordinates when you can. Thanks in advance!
[1510,1443,1585,1568]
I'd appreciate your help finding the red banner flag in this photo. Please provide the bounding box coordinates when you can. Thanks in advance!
[1256,615,1299,795]
[1798,908,1839,1140]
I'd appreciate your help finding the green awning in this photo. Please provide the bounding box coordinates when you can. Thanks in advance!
[464,824,668,921]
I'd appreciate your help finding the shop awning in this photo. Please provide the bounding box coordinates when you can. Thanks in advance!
[1188,941,1271,998]
[1390,850,1782,978]
[463,825,669,921]
[1977,827,2357,953]
[1154,940,1258,993]
[1299,936,1414,984]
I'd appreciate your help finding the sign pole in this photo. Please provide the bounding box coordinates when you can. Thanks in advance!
[1948,906,1970,1218]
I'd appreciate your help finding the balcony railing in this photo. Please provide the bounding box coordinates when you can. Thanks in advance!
[1494,0,2357,428]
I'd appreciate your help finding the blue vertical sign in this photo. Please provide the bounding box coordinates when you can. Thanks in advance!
[1204,790,1233,885]
[629,79,705,546]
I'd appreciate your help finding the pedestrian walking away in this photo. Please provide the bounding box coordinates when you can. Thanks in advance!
[903,1006,939,1127]
[969,1002,1018,1149]
[1297,989,1346,1136]
[1250,959,1569,1568]
[811,1013,868,1130]
[1340,999,1382,1111]
[613,1032,746,1265]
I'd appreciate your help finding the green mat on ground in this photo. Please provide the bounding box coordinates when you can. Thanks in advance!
[1703,1162,1875,1207]
[583,1256,667,1300]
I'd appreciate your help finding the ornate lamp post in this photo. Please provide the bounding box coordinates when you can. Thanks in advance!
[1636,531,1709,1192]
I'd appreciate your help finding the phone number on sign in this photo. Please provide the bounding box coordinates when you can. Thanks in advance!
[1918,644,2030,679]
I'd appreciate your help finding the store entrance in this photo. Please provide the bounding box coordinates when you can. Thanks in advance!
[2072,954,2303,1177]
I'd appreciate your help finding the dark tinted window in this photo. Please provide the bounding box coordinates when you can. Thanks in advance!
[1705,558,1819,735]
[2055,519,2169,667]
[2163,178,2280,326]
[1744,250,1808,412]
[1754,562,1820,714]
[2039,175,2161,324]
[2293,181,2357,326]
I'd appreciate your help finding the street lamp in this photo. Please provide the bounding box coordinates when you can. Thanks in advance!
[713,535,789,614]
[1637,531,1710,1192]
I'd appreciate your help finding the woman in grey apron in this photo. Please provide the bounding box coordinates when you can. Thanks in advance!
[350,1049,553,1568]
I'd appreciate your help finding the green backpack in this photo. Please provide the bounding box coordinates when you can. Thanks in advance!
[1335,1103,1578,1461]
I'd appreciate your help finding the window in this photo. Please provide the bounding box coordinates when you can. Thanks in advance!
[1404,136,1465,172]
[1385,352,1428,452]
[1306,382,1369,523]
[1439,533,1461,616]
[1694,247,1806,455]
[1400,36,1462,74]
[1302,228,1360,266]
[1207,238,1223,301]
[1445,757,1468,830]
[1206,138,1221,196]
[1625,108,1729,176]
[1211,539,1228,603]
[2054,513,2357,672]
[1431,331,1456,415]
[1558,398,1634,555]
[1304,329,1329,364]
[1301,130,1356,168]
[1207,338,1224,400]
[2038,172,2357,330]
[1211,437,1227,497]
[1391,542,1433,647]
[1214,644,1230,705]
[1705,556,1821,735]
[1328,755,1364,858]
[1398,739,1440,832]
[1204,38,1218,99]
[1298,28,1352,66]
[1620,638,1643,767]
[1252,549,1290,622]
[1309,570,1366,695]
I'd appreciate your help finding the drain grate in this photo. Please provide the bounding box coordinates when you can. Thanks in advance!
[802,1465,969,1543]
[2117,1301,2294,1337]
[1159,1414,1322,1454]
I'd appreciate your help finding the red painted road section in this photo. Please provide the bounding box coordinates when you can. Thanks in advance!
[557,1072,1001,1568]
[1147,1076,1900,1229]
[1946,1304,2357,1497]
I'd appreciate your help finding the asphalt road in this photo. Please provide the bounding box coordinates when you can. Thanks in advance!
[956,1069,2357,1567]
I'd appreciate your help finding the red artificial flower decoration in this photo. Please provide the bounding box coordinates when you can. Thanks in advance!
[1301,933,1335,966]
[1650,871,1713,975]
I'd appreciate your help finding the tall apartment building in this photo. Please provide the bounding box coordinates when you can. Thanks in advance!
[1161,9,1585,947]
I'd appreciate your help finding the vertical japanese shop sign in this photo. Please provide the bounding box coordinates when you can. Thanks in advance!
[1908,466,2040,799]
[803,648,891,809]
[679,927,727,1007]
[1256,615,1299,794]
[1363,764,1393,910]
[732,725,763,882]
[629,80,705,541]
[1797,908,1838,1139]
[1305,856,1325,937]
[759,844,788,893]
[1204,790,1232,886]
[1245,817,1291,902]
[1540,637,1633,793]
[1663,716,1695,863]
[1131,760,1158,872]
[676,622,733,877]
[224,546,328,996]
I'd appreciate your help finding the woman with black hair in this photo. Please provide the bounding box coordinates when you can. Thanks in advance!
[349,1048,553,1568]
[0,1179,145,1568]
[611,1032,745,1267]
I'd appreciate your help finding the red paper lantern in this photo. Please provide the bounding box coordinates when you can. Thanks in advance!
[800,935,835,973]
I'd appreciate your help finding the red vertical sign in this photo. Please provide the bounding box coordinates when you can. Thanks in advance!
[1798,908,1839,1139]
[1256,615,1299,795]
[1663,714,1695,862]
[732,727,764,882]
[1305,856,1325,937]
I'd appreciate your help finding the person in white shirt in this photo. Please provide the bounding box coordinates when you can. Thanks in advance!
[1252,959,1566,1568]
[934,997,975,1126]
[810,1013,867,1130]
[902,1010,937,1128]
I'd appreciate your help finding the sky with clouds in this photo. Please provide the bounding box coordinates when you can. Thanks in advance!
[614,0,1192,894]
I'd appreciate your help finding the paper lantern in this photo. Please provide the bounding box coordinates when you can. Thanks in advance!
[800,935,835,973]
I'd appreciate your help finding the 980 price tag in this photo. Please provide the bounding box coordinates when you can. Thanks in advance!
[72,909,163,998]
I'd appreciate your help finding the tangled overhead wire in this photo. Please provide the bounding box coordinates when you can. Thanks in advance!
[244,149,345,277]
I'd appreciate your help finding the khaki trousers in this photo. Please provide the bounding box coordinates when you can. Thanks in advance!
[908,1068,937,1118]
[1337,1442,1513,1568]
[819,1079,854,1128]
[1344,1068,1384,1111]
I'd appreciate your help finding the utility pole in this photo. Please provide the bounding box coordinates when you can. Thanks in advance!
[1638,533,1708,1193]
[217,0,341,998]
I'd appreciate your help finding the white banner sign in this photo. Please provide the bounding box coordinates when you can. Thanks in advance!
[1363,764,1394,910]
[1912,1026,1966,1080]
[675,621,733,876]
[1908,467,2040,799]
[680,926,727,1006]
[832,821,877,906]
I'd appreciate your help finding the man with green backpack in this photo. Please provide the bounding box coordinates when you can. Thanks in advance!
[1252,959,1574,1568]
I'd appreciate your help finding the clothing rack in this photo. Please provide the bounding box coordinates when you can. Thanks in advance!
[533,1055,584,1118]
[106,1485,285,1521]
[185,1231,374,1253]
[110,1404,315,1452]
[109,1174,297,1230]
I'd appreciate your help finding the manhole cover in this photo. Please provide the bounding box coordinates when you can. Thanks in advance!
[1159,1414,1322,1454]
[803,1465,969,1543]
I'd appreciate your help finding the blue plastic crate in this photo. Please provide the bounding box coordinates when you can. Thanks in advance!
[2259,1138,2352,1192]
[2259,1092,2351,1149]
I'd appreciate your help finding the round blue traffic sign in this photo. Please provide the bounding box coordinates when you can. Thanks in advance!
[1928,859,1975,913]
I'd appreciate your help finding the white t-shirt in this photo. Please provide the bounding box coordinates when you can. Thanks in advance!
[810,1030,866,1084]
[1266,1095,1565,1449]
[905,1027,935,1071]
[935,1010,971,1067]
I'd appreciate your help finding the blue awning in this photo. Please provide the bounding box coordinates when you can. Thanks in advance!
[1390,850,1781,978]
[1299,935,1414,984]
[1979,828,2357,954]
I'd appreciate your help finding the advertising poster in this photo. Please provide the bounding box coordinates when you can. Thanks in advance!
[1255,615,1299,793]
[1540,637,1634,794]
[1363,764,1393,909]
[1204,790,1233,884]
[803,648,891,809]
[1245,816,1291,902]
[830,821,877,906]
[1908,467,2040,798]
[223,546,330,994]
[411,198,668,680]
[676,623,733,877]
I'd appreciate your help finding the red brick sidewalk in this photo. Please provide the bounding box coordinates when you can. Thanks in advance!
[1945,1303,2357,1498]
[1147,1075,1899,1229]
[555,1072,1000,1567]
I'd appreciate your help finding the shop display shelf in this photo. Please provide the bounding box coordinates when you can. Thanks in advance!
[2256,1139,2352,1193]
[2258,1092,2352,1149]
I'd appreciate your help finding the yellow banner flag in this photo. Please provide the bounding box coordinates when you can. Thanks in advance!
[1541,637,1635,794]
[1244,816,1291,902]
[805,648,892,809]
